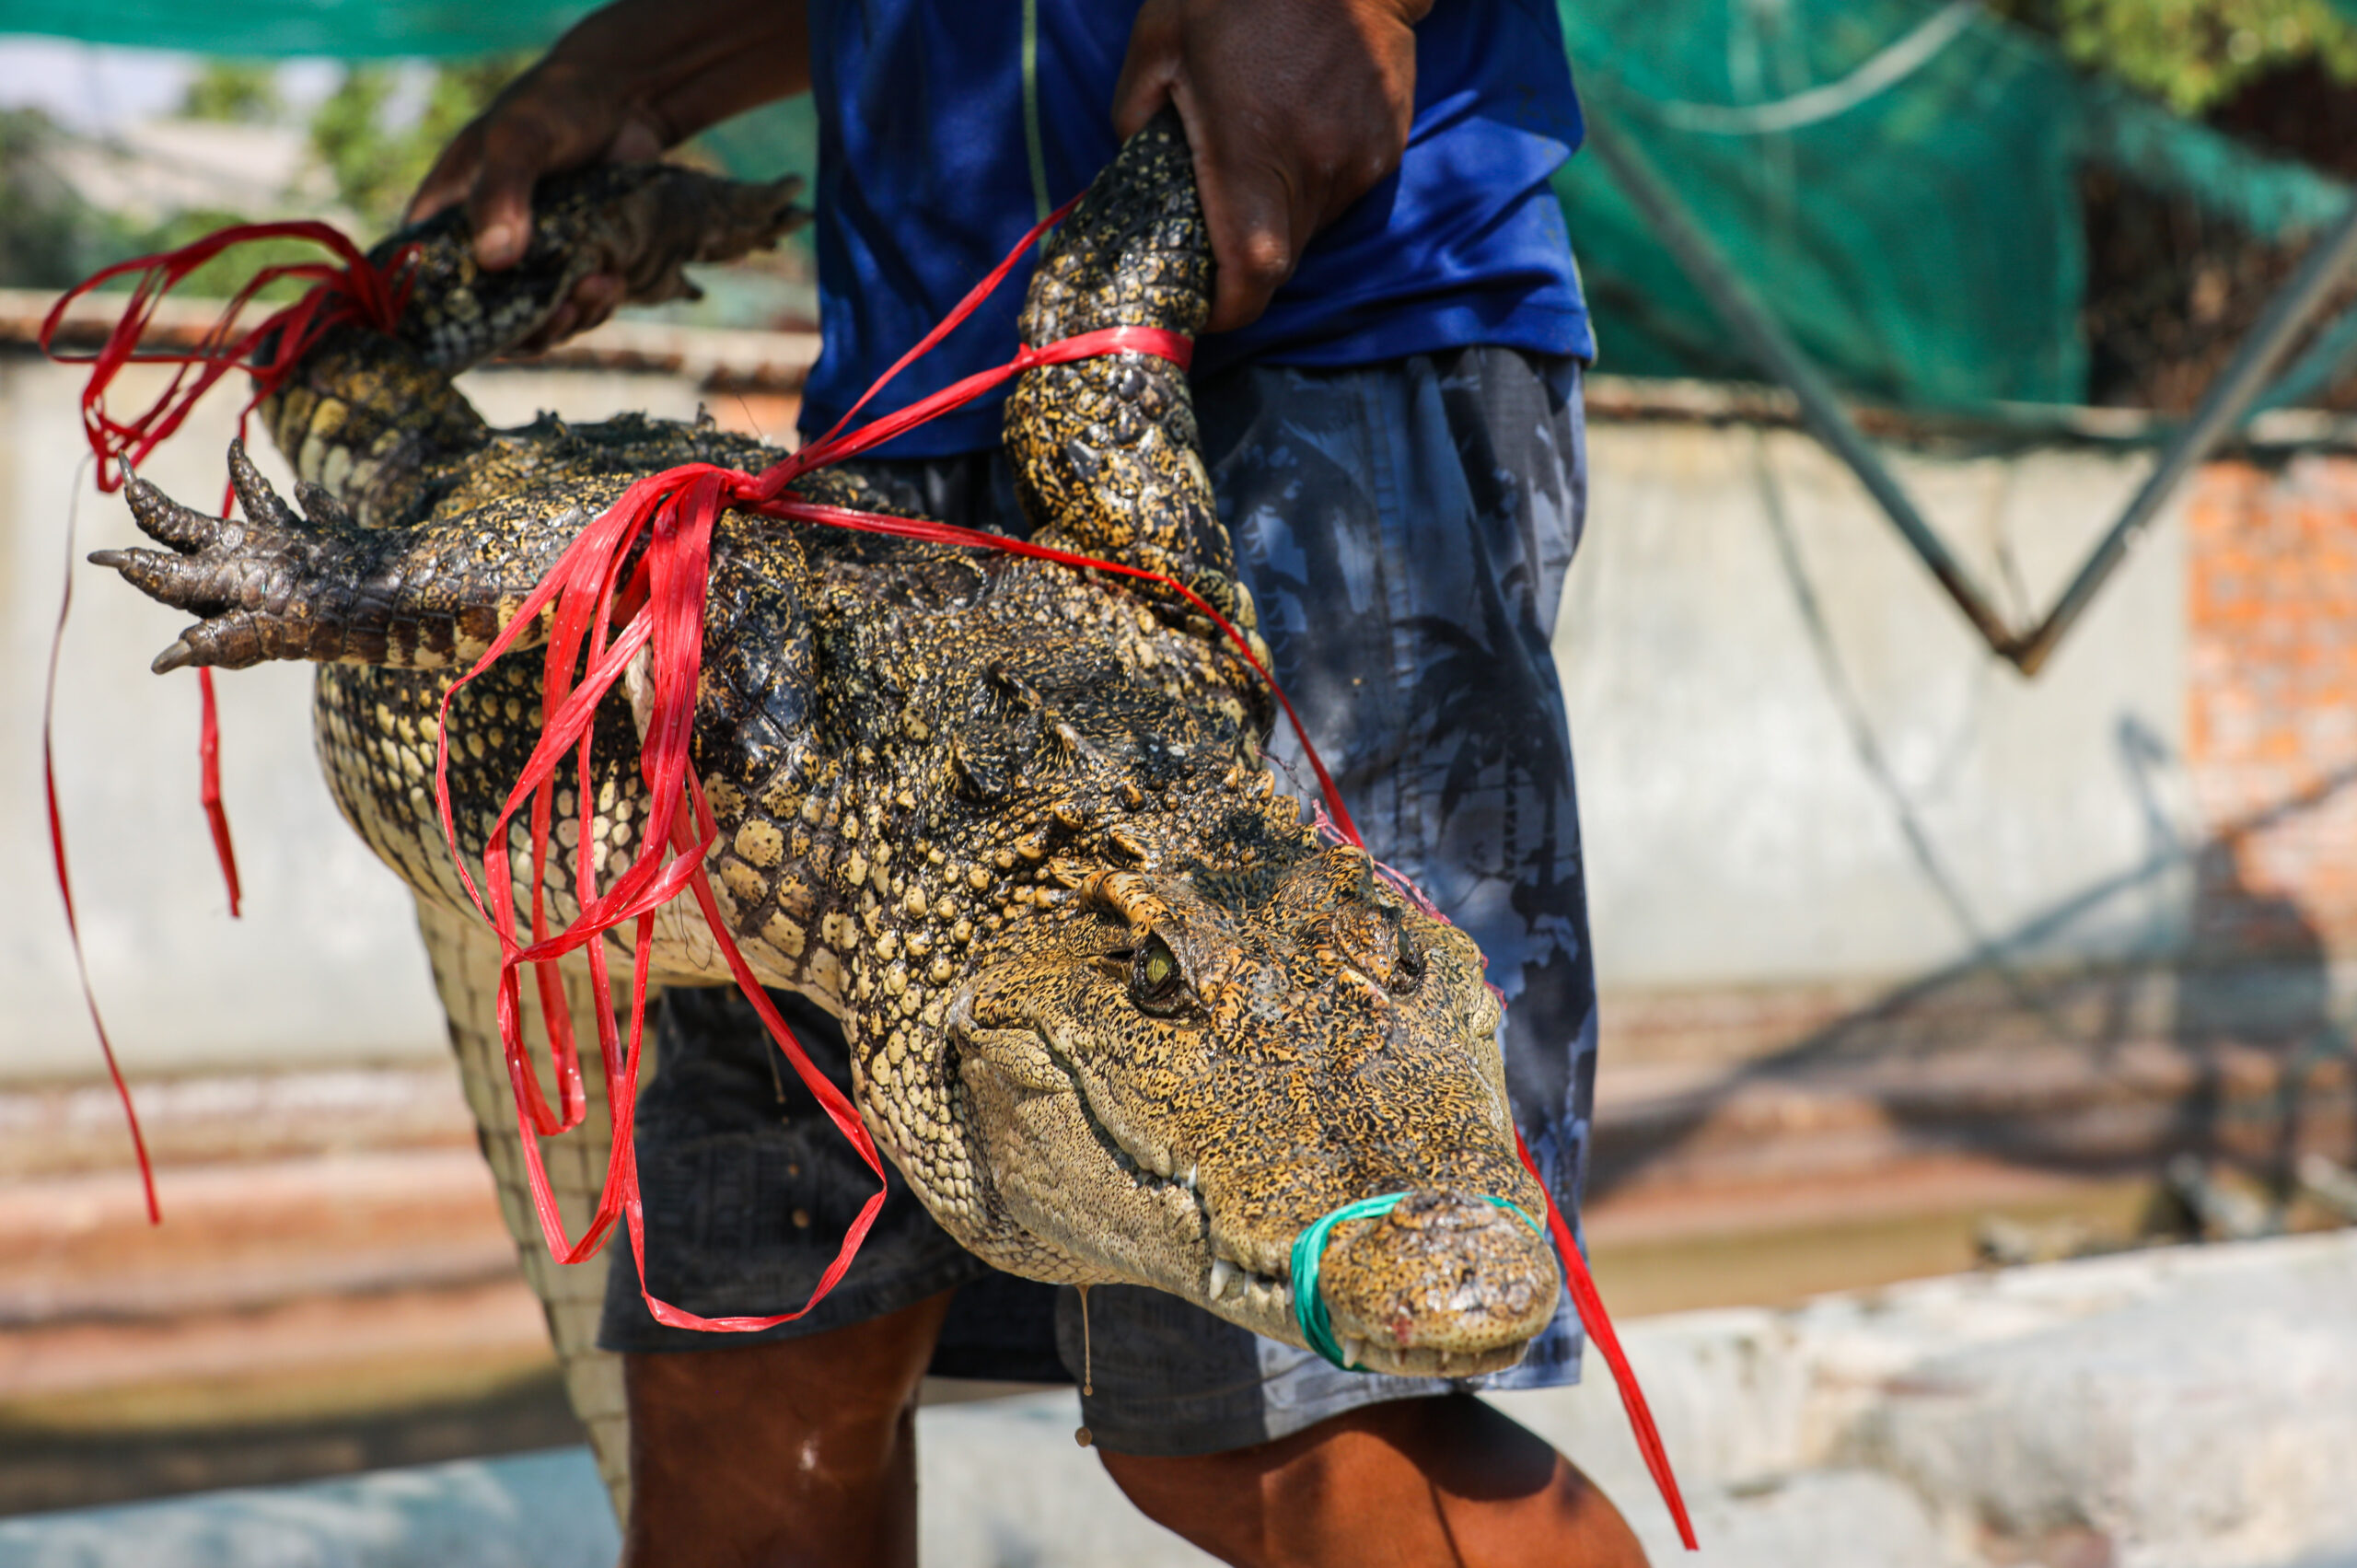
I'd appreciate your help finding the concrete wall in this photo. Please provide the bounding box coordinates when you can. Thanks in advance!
[1563,422,2193,990]
[8,1232,2354,1567]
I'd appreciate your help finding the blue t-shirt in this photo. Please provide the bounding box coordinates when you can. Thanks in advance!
[801,0,1590,455]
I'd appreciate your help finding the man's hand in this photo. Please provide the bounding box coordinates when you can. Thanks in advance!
[1114,0,1431,334]
[407,64,665,344]
[405,0,809,349]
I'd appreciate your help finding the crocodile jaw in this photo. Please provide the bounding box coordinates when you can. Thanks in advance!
[933,850,1561,1368]
[950,998,1559,1371]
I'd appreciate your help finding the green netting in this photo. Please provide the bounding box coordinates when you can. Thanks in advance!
[1556,0,2348,410]
[0,1,594,59]
[5,0,2350,410]
[2085,84,2349,237]
[1557,0,2089,406]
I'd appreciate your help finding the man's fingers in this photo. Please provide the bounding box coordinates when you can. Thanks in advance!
[609,117,666,163]
[517,301,581,355]
[468,185,536,271]
[565,273,627,338]
[1203,187,1300,333]
[1184,100,1314,332]
[1110,3,1182,138]
[465,114,569,269]
[513,273,626,354]
[1117,0,1421,333]
[407,128,483,226]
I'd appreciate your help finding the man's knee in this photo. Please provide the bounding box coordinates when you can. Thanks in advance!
[1098,1394,1648,1568]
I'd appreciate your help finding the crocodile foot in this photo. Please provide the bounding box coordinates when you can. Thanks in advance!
[385,167,812,369]
[92,440,370,672]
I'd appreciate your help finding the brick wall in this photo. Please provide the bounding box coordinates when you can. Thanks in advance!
[2185,457,2357,959]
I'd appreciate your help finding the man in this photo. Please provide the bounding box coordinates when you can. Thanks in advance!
[413,3,1641,1563]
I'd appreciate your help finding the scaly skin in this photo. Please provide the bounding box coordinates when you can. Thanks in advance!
[95,115,1560,1377]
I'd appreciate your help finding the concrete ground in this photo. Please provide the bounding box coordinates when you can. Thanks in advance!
[8,1058,2248,1517]
[3,1230,2351,1568]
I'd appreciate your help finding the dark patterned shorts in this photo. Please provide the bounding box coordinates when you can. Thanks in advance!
[601,347,1597,1457]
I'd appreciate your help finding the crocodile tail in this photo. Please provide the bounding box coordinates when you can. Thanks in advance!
[373,166,807,374]
[260,331,490,527]
[1016,109,1211,347]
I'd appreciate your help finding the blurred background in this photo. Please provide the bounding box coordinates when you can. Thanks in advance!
[3,1,2357,1563]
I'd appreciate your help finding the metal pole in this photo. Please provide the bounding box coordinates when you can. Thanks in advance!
[1585,106,2357,677]
[2008,192,2357,674]
[1582,110,2019,657]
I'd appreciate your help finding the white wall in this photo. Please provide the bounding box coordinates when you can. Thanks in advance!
[1563,422,2193,991]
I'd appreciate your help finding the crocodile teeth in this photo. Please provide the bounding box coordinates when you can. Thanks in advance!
[1180,1164,1197,1191]
[1209,1260,1239,1300]
[1342,1337,1365,1370]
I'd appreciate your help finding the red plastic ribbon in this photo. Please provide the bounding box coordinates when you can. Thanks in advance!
[41,220,416,483]
[52,195,1690,1543]
[42,467,158,1225]
[1516,1129,1698,1551]
[41,221,422,916]
[38,226,417,1225]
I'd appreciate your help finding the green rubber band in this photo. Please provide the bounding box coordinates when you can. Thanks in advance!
[1289,1192,1543,1371]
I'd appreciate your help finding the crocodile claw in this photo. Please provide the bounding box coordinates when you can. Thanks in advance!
[91,450,355,672]
[227,437,300,531]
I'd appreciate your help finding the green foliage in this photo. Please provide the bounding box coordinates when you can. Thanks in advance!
[1995,0,2357,111]
[308,65,400,223]
[181,60,284,124]
[308,53,531,232]
[0,108,143,288]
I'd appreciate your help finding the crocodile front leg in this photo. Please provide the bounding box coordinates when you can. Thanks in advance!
[94,443,598,672]
[261,165,805,529]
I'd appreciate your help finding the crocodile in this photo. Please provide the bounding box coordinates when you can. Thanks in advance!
[93,114,1561,1406]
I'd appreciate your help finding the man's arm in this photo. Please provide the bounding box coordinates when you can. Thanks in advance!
[407,0,810,343]
[1113,0,1432,333]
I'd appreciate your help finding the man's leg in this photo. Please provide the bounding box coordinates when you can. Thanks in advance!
[1101,1394,1647,1568]
[621,1289,956,1568]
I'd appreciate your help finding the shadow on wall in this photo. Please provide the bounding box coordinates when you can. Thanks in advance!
[2175,822,2354,1201]
[1589,451,2357,1214]
[1590,734,2357,1213]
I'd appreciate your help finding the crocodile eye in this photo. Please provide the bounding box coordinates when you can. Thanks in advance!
[1131,934,1188,1015]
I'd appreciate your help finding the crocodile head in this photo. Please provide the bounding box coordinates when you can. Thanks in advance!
[943,845,1560,1376]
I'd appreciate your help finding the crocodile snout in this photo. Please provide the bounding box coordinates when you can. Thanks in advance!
[1313,1189,1561,1377]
